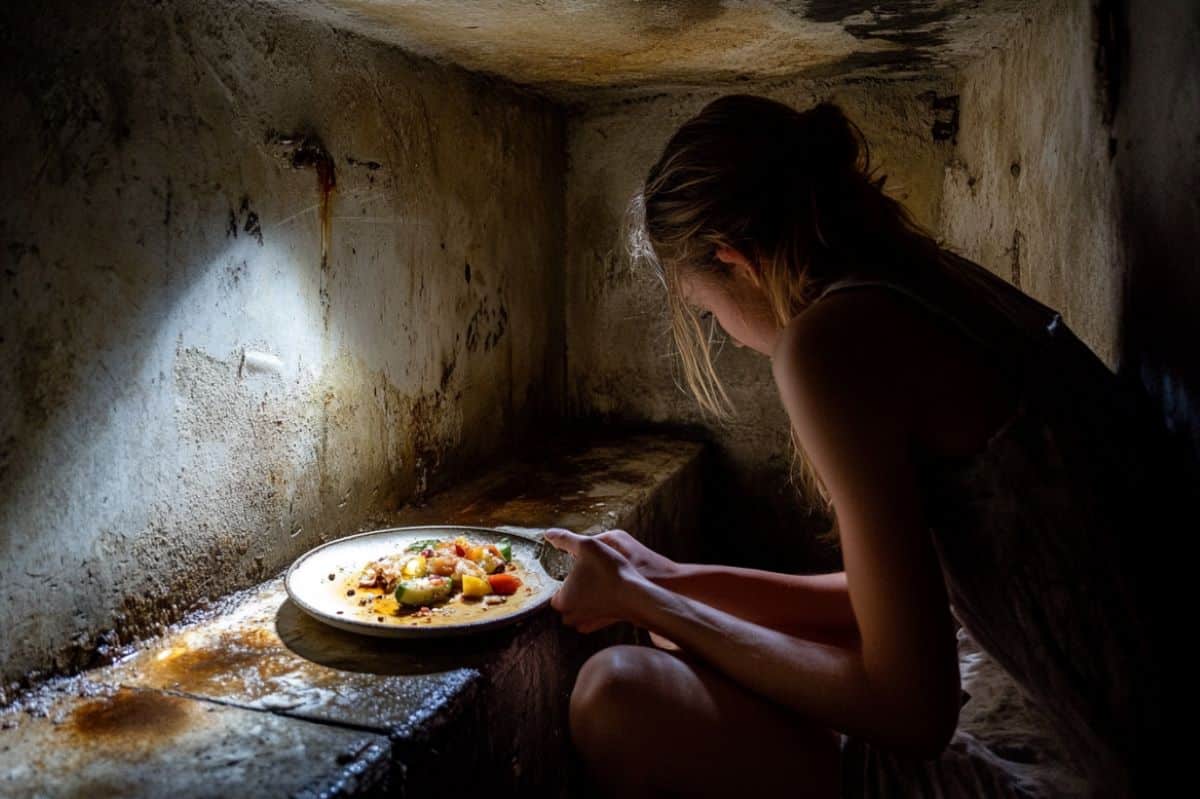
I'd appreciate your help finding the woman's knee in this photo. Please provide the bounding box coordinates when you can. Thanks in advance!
[570,645,669,751]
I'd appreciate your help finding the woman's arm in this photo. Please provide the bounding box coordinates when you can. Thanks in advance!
[659,564,857,633]
[548,296,962,758]
[586,529,858,638]
[549,532,950,759]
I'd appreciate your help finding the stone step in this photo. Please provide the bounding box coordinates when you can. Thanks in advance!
[0,433,705,797]
[0,684,391,798]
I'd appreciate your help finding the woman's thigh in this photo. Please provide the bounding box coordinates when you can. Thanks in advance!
[570,644,842,798]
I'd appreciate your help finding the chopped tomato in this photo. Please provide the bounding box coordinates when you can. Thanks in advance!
[454,542,467,557]
[487,573,522,595]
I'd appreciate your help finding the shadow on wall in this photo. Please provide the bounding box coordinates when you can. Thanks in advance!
[1104,0,1200,486]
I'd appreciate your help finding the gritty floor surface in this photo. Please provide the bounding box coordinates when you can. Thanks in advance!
[0,433,705,797]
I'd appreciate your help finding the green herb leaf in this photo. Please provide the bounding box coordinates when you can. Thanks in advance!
[404,538,441,553]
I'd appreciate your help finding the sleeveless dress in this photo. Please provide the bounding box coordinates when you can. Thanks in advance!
[820,254,1176,798]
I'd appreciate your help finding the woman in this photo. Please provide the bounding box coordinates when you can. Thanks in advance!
[545,95,1175,798]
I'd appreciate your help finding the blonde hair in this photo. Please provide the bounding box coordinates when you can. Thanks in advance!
[627,95,949,540]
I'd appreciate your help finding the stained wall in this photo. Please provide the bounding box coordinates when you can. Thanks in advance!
[0,0,565,690]
[940,0,1200,474]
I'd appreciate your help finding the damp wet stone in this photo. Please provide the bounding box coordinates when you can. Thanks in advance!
[0,433,705,797]
[0,687,390,797]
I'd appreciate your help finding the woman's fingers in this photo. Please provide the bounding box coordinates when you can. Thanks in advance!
[543,528,586,554]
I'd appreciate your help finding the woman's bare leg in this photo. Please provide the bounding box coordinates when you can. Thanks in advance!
[570,644,842,798]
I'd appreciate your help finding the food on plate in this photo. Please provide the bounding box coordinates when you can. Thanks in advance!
[355,534,524,611]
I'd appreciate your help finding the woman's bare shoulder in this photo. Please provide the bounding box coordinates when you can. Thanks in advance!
[776,285,1021,460]
[772,289,923,439]
[774,288,925,392]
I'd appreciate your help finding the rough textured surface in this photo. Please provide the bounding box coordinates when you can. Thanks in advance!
[0,0,565,690]
[564,80,954,566]
[0,434,704,797]
[278,0,1038,99]
[939,0,1123,367]
[0,686,392,798]
[939,0,1200,479]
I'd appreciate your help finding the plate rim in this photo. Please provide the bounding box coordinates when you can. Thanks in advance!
[284,524,558,638]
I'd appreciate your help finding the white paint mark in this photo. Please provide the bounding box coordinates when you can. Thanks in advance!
[241,350,285,378]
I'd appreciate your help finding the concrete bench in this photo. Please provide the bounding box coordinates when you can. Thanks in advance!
[0,434,705,797]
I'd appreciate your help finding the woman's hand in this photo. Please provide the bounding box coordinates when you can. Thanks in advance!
[590,528,679,582]
[544,529,654,634]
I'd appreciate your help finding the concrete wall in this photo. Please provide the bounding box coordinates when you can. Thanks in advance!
[0,0,564,689]
[940,0,1123,367]
[940,0,1200,473]
[564,80,955,568]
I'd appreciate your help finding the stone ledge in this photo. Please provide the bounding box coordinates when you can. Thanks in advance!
[0,684,392,798]
[0,433,706,797]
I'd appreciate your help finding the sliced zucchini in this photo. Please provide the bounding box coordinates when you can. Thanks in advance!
[394,577,454,606]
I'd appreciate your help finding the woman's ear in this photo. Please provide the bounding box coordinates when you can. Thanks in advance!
[715,245,762,289]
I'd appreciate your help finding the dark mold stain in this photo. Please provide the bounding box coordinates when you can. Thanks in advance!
[225,197,263,246]
[803,1,880,24]
[465,297,508,353]
[0,434,15,486]
[921,92,960,142]
[346,156,383,171]
[240,197,263,246]
[289,135,338,195]
[464,261,471,284]
[66,689,189,741]
[225,259,247,286]
[1094,0,1128,127]
[1008,228,1024,290]
[806,1,959,74]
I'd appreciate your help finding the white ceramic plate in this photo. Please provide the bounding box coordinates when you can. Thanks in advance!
[285,525,560,638]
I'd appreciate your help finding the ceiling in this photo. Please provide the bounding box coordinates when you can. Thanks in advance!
[281,0,1037,99]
